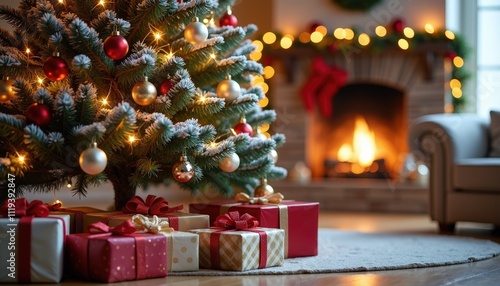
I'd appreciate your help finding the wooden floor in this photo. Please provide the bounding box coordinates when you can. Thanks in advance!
[56,211,500,286]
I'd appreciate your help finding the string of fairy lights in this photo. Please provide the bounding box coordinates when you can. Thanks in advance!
[249,20,469,113]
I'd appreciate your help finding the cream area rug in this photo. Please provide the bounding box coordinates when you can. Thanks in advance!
[170,229,500,276]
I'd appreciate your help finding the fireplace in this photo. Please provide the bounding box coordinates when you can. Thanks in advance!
[268,46,448,183]
[308,82,407,179]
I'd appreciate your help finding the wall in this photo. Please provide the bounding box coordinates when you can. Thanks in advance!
[273,0,445,34]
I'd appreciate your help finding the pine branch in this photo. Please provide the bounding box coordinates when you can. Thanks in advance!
[232,39,257,57]
[54,88,77,136]
[100,102,137,153]
[0,113,25,147]
[127,0,175,44]
[116,42,157,87]
[181,37,224,73]
[136,112,174,157]
[210,26,246,56]
[159,0,216,42]
[271,133,286,148]
[74,83,99,125]
[67,18,114,75]
[191,55,246,87]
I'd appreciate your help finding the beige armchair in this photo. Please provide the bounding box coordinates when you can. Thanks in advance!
[409,113,500,232]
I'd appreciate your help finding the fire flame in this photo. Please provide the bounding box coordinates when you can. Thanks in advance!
[337,116,376,168]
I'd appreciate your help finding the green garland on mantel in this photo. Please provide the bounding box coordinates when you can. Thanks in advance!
[331,0,383,11]
[260,26,470,112]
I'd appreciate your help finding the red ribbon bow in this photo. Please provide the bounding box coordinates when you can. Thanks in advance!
[1,198,50,218]
[122,195,183,216]
[46,202,62,211]
[300,56,348,118]
[214,211,259,230]
[87,220,137,235]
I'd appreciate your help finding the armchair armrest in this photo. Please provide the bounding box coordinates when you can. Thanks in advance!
[408,113,490,222]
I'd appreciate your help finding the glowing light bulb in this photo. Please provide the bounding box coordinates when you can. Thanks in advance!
[334,28,346,39]
[102,98,108,106]
[403,27,415,38]
[358,33,370,46]
[18,155,25,164]
[263,66,275,79]
[128,135,136,144]
[299,32,311,43]
[315,26,328,36]
[445,30,455,40]
[344,28,354,40]
[154,32,162,41]
[26,48,31,54]
[450,79,461,89]
[375,26,387,37]
[398,39,409,50]
[262,32,277,44]
[280,35,293,49]
[424,23,435,34]
[453,56,464,68]
[310,31,323,43]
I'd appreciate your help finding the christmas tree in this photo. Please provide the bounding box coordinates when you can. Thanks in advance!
[0,0,286,209]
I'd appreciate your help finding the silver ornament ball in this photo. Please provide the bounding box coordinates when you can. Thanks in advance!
[132,76,157,106]
[184,18,208,45]
[79,143,108,175]
[217,76,241,102]
[219,152,240,172]
[172,155,195,182]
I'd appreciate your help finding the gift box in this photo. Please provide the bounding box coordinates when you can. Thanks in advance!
[189,193,319,258]
[189,211,284,271]
[131,214,199,272]
[0,199,69,283]
[65,220,167,283]
[83,195,209,232]
[48,204,103,233]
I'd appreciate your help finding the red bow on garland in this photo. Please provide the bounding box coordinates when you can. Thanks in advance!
[87,220,137,236]
[122,195,183,216]
[214,211,259,230]
[0,198,50,217]
[300,56,348,118]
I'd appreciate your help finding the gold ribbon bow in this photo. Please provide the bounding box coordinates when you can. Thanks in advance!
[131,214,174,235]
[234,192,284,204]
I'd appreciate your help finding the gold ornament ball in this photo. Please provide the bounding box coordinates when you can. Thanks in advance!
[254,178,274,197]
[79,143,108,175]
[217,76,241,102]
[172,156,195,183]
[219,153,240,172]
[132,77,157,106]
[0,78,15,102]
[184,18,208,45]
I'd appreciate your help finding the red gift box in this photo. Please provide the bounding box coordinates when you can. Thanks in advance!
[65,220,167,283]
[189,193,319,258]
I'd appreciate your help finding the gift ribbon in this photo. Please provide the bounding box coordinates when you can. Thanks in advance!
[87,220,137,235]
[210,211,267,269]
[120,195,183,230]
[219,194,289,258]
[1,198,50,218]
[234,192,284,205]
[131,214,174,234]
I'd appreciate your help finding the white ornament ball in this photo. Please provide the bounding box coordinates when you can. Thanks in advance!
[184,18,208,45]
[219,153,240,173]
[217,76,241,102]
[132,76,157,106]
[79,143,108,175]
[269,149,278,164]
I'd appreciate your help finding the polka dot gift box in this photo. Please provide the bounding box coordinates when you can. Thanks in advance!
[65,220,167,283]
[132,214,199,272]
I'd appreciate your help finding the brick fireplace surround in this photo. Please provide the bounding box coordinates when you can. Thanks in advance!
[267,45,449,213]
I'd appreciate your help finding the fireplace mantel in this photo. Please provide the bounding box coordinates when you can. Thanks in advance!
[265,41,449,83]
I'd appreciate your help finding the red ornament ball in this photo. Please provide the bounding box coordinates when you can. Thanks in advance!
[390,18,405,33]
[308,21,324,33]
[444,50,457,60]
[43,56,69,81]
[219,12,238,27]
[103,34,129,60]
[26,102,52,127]
[234,122,253,136]
[159,79,172,95]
